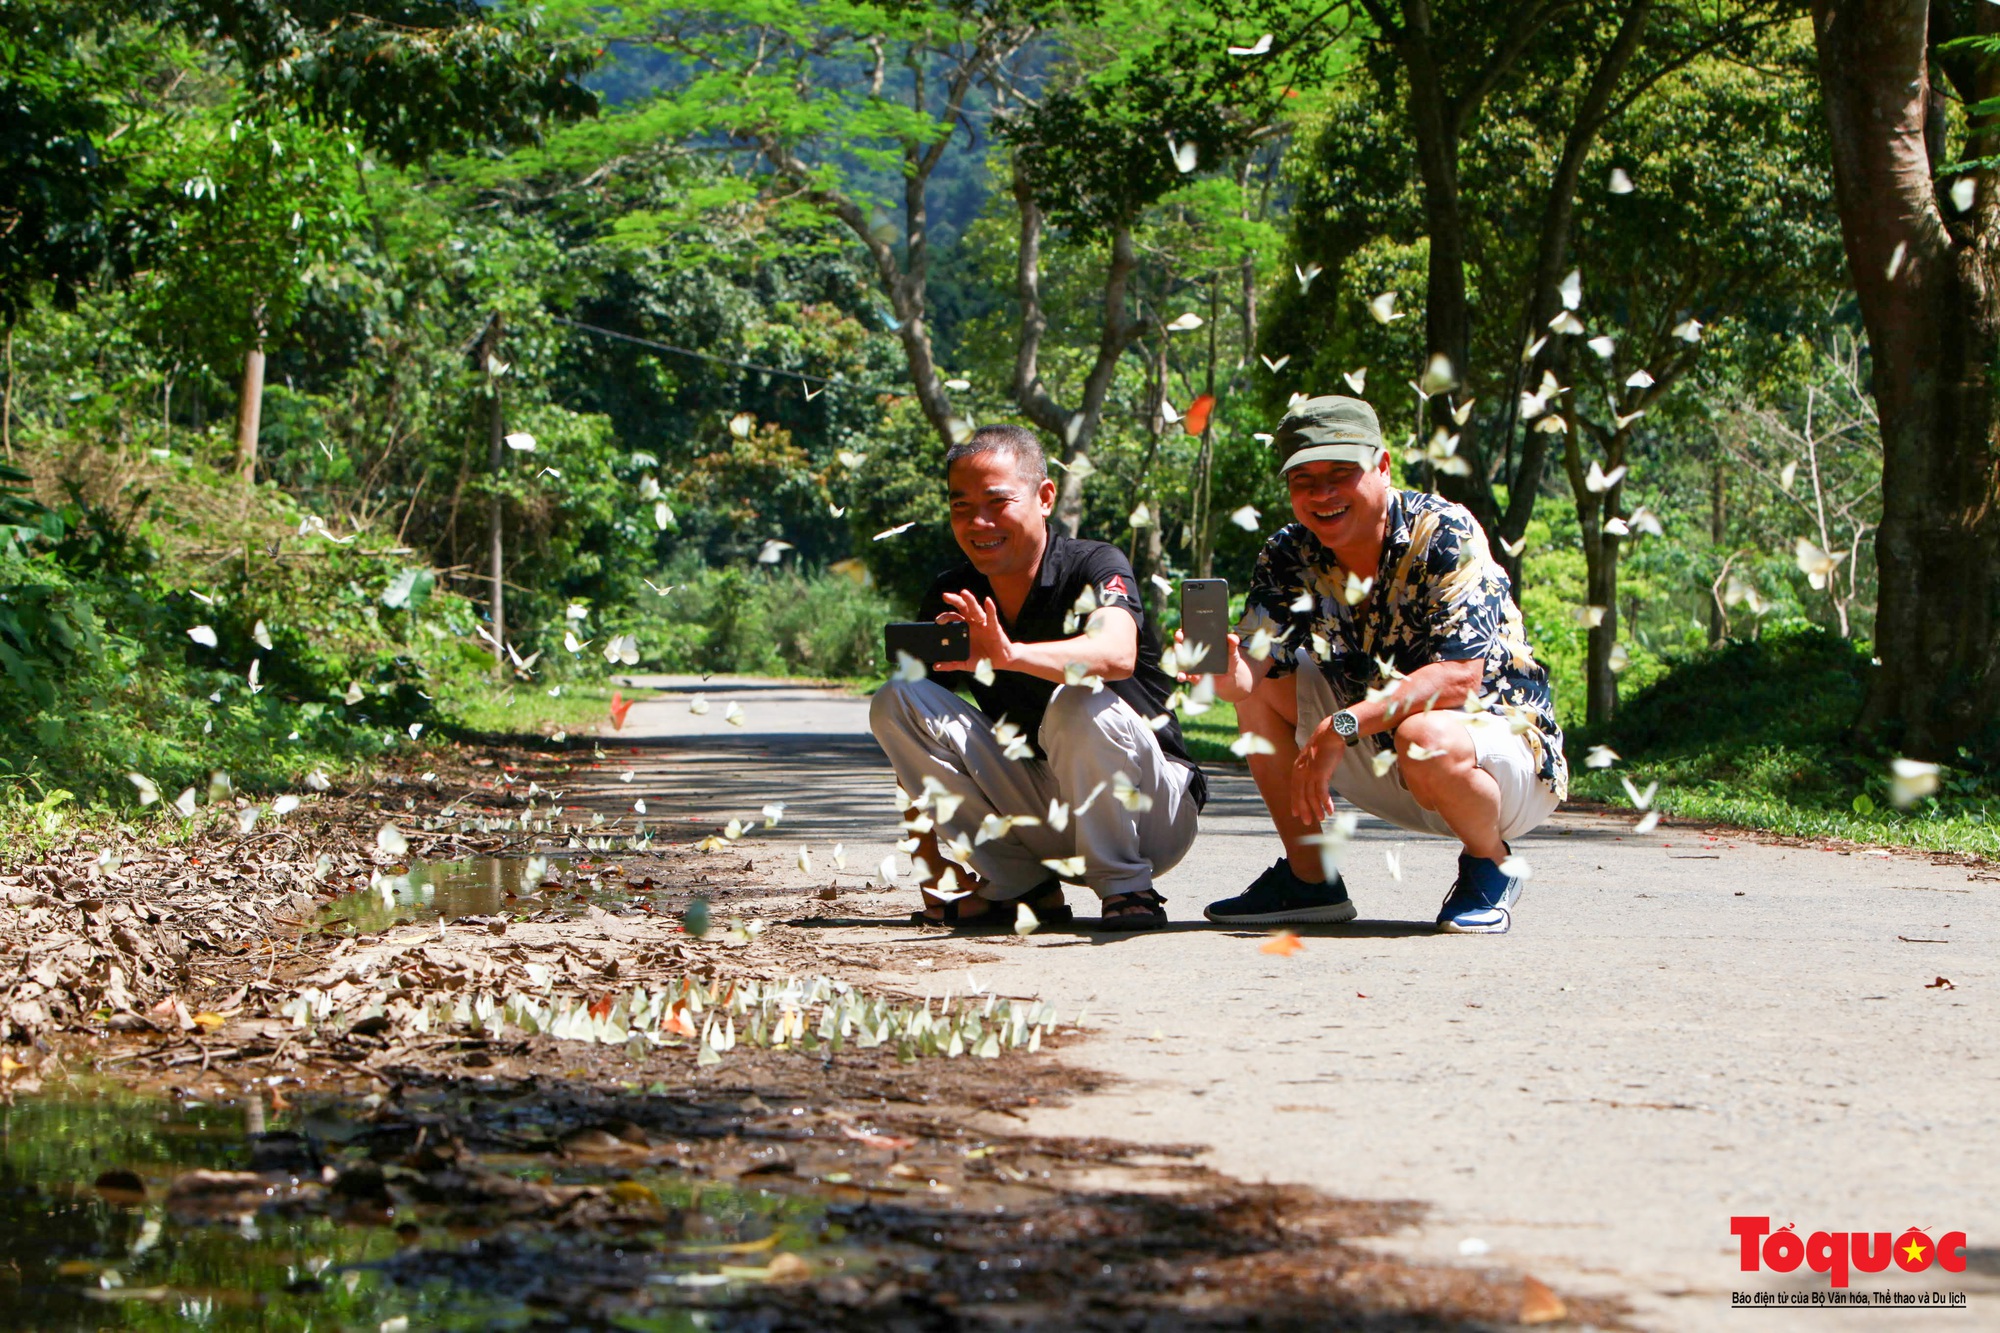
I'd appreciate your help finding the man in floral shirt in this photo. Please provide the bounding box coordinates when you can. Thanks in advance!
[1199,395,1566,934]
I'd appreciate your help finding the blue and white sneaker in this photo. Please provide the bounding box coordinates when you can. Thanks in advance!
[1206,857,1358,925]
[1436,850,1525,934]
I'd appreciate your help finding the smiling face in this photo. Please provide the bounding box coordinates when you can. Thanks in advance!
[1286,451,1393,559]
[948,448,1056,582]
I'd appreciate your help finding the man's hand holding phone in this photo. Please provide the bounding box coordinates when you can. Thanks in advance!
[1171,629,1259,702]
[933,589,1015,674]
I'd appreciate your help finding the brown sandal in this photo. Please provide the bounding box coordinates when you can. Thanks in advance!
[1093,888,1168,932]
[909,895,1003,928]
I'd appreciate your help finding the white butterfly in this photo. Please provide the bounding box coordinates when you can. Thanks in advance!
[1558,269,1582,311]
[1227,32,1272,55]
[1367,291,1402,324]
[1261,353,1291,372]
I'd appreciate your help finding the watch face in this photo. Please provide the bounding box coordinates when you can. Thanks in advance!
[1334,710,1359,739]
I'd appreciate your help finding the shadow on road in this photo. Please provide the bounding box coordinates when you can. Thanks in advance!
[787,915,1442,940]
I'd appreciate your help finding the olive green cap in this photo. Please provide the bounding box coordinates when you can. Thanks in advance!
[1272,394,1384,472]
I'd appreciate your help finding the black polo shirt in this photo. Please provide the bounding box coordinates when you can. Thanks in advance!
[919,530,1207,809]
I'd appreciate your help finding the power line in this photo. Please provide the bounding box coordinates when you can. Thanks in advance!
[550,316,909,396]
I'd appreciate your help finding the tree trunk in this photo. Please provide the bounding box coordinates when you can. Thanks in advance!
[1011,166,1143,536]
[486,321,507,681]
[1584,532,1622,727]
[1708,457,1727,645]
[2,330,13,460]
[1813,0,2000,759]
[235,340,265,484]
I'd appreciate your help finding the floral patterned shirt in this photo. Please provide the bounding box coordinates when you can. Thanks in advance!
[1242,489,1568,798]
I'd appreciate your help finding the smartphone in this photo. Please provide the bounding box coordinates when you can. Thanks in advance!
[884,621,970,666]
[1180,579,1230,675]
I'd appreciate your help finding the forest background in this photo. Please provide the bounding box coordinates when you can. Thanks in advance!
[2,0,1995,853]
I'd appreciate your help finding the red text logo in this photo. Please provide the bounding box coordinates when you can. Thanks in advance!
[1732,1217,1967,1289]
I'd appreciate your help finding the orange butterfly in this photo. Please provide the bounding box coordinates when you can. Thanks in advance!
[1183,393,1216,436]
[609,690,633,730]
[1259,930,1303,956]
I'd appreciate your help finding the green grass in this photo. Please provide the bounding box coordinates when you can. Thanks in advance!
[1180,698,1244,766]
[435,678,620,741]
[1573,627,2000,859]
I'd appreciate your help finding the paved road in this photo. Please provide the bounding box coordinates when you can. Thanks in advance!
[598,675,1998,1331]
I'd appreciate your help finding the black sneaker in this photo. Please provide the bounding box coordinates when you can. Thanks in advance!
[1204,858,1357,924]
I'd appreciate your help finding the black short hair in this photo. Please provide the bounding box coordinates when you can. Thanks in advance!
[944,424,1048,485]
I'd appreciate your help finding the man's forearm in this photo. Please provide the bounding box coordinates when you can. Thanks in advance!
[1003,635,1129,684]
[1345,658,1481,735]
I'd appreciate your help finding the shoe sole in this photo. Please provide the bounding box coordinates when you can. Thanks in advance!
[1204,901,1358,925]
[1436,911,1511,935]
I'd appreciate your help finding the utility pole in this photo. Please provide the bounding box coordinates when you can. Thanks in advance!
[483,315,507,680]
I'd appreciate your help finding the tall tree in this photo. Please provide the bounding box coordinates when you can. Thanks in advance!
[1811,0,2000,760]
[560,0,1053,449]
[999,6,1335,533]
[1290,0,1788,585]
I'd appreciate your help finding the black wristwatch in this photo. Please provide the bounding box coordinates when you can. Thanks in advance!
[1329,709,1361,742]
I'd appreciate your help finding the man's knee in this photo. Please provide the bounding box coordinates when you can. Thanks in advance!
[870,677,942,742]
[1394,712,1472,787]
[1040,683,1116,749]
[1237,674,1296,742]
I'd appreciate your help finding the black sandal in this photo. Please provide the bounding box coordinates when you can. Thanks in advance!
[908,895,1007,929]
[1013,881,1074,928]
[1093,888,1168,932]
[910,880,1074,930]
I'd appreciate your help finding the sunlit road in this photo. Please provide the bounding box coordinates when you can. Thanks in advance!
[591,674,2000,1332]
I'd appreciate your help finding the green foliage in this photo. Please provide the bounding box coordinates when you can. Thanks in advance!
[1572,627,2000,856]
[0,1,151,322]
[634,567,902,680]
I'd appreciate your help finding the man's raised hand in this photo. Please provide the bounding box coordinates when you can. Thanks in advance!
[934,590,1014,674]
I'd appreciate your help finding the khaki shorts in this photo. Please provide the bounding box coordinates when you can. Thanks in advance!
[1292,656,1560,842]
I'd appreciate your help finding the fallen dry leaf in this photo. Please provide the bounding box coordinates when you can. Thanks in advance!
[765,1252,812,1283]
[1260,931,1304,957]
[1520,1275,1567,1324]
[840,1124,916,1151]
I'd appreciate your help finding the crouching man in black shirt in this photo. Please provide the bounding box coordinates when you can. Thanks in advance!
[870,424,1206,931]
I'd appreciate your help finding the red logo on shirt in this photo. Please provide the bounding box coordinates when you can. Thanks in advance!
[1101,575,1130,599]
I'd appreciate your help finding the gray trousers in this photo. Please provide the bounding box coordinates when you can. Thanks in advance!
[869,678,1199,901]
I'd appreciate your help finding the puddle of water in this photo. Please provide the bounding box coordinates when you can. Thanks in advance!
[0,1081,839,1329]
[323,856,658,933]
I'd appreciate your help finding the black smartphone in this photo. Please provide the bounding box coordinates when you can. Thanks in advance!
[1180,579,1230,674]
[884,621,970,666]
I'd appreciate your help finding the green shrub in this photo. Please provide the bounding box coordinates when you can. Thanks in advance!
[628,566,902,679]
[1569,626,2000,856]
